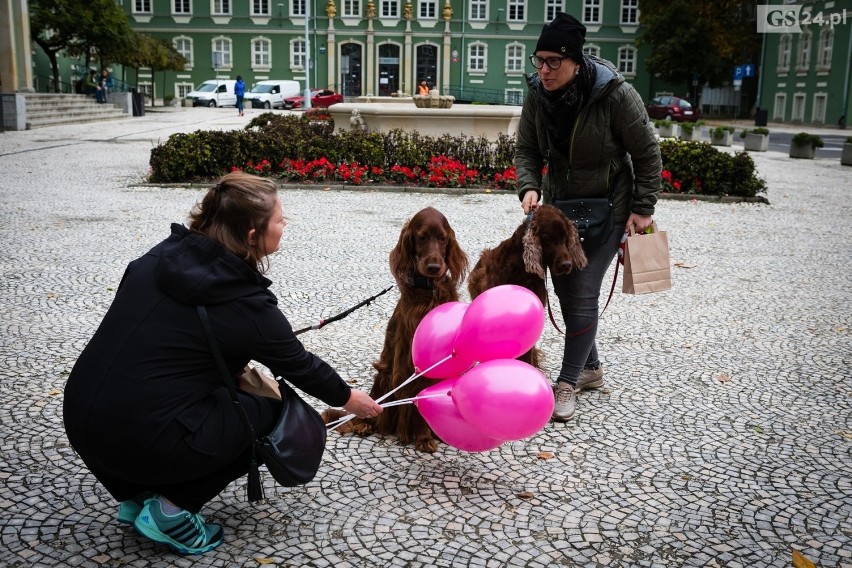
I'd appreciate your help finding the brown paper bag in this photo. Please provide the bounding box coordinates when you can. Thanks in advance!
[622,223,672,294]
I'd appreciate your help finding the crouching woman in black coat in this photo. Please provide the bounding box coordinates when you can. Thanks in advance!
[63,172,382,555]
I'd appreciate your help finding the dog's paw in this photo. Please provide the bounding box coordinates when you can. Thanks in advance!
[320,408,347,425]
[350,420,375,437]
[415,436,439,453]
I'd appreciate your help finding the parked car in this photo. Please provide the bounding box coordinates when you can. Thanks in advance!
[283,89,344,110]
[186,79,237,107]
[645,95,700,122]
[248,80,301,109]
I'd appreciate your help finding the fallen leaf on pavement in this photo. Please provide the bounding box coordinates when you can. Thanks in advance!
[48,389,61,396]
[537,452,554,460]
[792,550,815,568]
[834,430,852,440]
[674,261,698,268]
[716,374,730,383]
[517,492,535,499]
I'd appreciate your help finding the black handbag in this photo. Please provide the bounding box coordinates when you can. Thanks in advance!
[197,305,327,502]
[555,196,614,248]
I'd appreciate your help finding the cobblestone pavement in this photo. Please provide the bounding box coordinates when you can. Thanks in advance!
[0,108,850,567]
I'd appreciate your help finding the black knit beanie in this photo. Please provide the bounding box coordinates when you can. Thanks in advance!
[534,12,586,63]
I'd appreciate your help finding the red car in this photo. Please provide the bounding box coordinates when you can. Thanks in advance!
[283,89,343,110]
[646,95,700,122]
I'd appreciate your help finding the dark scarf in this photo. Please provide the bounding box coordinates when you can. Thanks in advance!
[534,55,597,154]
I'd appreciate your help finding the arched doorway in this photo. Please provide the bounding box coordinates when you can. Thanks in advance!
[340,43,362,97]
[416,44,438,91]
[378,43,400,96]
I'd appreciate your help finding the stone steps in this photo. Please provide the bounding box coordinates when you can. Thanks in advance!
[23,93,128,129]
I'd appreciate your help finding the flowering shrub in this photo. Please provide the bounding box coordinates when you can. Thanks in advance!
[492,167,518,190]
[425,156,480,188]
[278,157,336,182]
[659,140,766,197]
[232,159,272,176]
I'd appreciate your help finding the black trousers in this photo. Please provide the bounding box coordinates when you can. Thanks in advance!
[72,390,281,514]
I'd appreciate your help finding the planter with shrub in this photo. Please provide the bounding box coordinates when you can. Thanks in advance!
[841,136,852,166]
[655,119,680,138]
[740,127,770,152]
[678,121,704,141]
[789,132,824,159]
[709,126,735,147]
[658,140,767,201]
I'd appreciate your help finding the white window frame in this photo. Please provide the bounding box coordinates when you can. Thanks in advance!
[134,0,152,13]
[817,28,833,70]
[778,34,792,71]
[773,93,786,121]
[420,0,437,19]
[812,93,827,123]
[343,0,361,17]
[621,0,638,24]
[583,44,600,58]
[796,30,811,72]
[381,0,398,18]
[546,0,564,22]
[617,46,636,76]
[470,0,487,20]
[173,0,191,15]
[252,37,271,70]
[139,82,154,100]
[792,93,806,121]
[506,43,525,74]
[584,0,601,24]
[173,36,193,69]
[290,39,307,69]
[468,42,487,73]
[507,0,525,22]
[212,0,231,16]
[212,37,232,70]
[176,82,194,99]
[505,89,524,105]
[253,0,271,16]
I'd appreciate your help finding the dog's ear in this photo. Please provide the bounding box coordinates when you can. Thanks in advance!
[444,224,469,289]
[564,218,588,271]
[389,219,416,284]
[522,221,545,278]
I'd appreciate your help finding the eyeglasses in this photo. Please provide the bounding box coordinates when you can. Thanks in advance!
[529,55,570,70]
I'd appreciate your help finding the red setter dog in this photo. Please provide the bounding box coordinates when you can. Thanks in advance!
[324,207,468,452]
[467,204,587,367]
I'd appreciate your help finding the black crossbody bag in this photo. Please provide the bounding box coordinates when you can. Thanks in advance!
[554,195,614,249]
[197,305,327,502]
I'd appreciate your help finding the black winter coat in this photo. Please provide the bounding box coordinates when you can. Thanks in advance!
[63,224,351,476]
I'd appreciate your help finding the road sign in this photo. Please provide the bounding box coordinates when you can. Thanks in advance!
[743,64,754,78]
[734,66,743,80]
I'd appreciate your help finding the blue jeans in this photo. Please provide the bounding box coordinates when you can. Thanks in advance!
[551,224,623,385]
[237,95,244,112]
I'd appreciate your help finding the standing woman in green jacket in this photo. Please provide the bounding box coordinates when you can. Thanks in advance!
[516,12,662,422]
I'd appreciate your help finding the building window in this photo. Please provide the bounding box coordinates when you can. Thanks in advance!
[252,38,271,68]
[468,43,486,72]
[583,44,600,58]
[817,29,833,69]
[621,0,638,24]
[212,38,232,69]
[792,93,805,121]
[470,0,487,20]
[343,0,360,17]
[584,0,601,24]
[796,30,811,71]
[546,0,564,21]
[134,0,151,13]
[289,0,305,16]
[812,93,827,123]
[173,0,190,14]
[773,93,786,121]
[291,39,306,68]
[778,34,792,71]
[508,0,525,22]
[506,44,524,73]
[618,46,636,75]
[213,0,231,16]
[176,82,194,98]
[420,0,437,19]
[381,0,398,17]
[253,0,270,15]
[505,89,523,105]
[173,37,193,67]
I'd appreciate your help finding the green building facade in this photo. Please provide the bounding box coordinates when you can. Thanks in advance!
[120,0,656,105]
[756,0,852,127]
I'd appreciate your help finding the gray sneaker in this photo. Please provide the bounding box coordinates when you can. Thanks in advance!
[552,382,577,421]
[576,364,605,392]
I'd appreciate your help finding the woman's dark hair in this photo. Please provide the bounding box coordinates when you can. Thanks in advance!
[236,75,243,81]
[188,172,279,272]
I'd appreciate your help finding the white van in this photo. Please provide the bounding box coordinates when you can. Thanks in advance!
[247,80,301,109]
[187,79,237,107]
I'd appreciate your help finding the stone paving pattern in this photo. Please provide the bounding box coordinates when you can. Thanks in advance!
[0,108,850,567]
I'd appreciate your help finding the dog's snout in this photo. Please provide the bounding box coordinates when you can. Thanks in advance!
[426,263,441,275]
[554,260,573,274]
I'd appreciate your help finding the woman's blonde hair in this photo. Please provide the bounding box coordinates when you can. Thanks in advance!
[188,171,279,272]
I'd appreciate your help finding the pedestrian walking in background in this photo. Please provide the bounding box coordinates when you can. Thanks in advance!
[235,75,246,116]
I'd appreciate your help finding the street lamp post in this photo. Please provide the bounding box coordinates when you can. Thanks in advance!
[303,0,312,109]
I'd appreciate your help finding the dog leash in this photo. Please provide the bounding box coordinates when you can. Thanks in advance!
[293,284,395,336]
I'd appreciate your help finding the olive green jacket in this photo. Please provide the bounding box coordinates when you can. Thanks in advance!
[515,57,661,224]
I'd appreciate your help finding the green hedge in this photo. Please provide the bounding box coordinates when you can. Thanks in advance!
[659,140,766,197]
